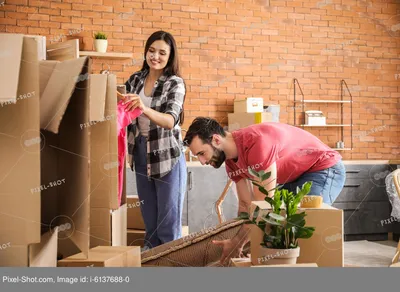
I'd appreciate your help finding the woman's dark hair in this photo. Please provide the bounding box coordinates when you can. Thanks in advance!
[141,30,186,125]
[184,117,226,146]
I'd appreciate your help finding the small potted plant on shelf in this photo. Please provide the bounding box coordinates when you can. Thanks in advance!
[238,168,315,266]
[93,32,108,53]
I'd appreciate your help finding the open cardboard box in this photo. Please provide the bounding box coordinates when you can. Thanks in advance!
[0,34,126,266]
[88,74,127,249]
[58,246,141,267]
[0,34,52,266]
[250,201,343,267]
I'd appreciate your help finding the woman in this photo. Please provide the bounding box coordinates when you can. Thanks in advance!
[121,31,187,249]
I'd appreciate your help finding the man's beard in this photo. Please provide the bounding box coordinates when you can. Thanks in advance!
[208,145,226,168]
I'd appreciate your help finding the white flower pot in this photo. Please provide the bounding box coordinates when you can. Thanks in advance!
[94,39,108,53]
[253,247,300,266]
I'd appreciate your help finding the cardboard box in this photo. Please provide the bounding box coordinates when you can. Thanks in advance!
[230,257,252,267]
[0,230,58,267]
[228,112,273,131]
[230,258,318,268]
[88,74,127,248]
[39,55,93,259]
[251,263,318,267]
[127,229,146,248]
[250,201,343,267]
[0,34,42,267]
[305,110,326,126]
[39,42,126,251]
[126,226,189,248]
[127,195,145,230]
[58,246,141,267]
[234,97,263,113]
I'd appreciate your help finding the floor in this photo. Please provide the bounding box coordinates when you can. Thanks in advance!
[344,240,397,267]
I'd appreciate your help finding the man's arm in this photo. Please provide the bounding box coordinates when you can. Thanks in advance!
[232,162,277,249]
[231,178,254,249]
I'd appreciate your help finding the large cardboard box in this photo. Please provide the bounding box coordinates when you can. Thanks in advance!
[0,34,43,266]
[58,246,141,267]
[250,201,343,267]
[89,74,127,248]
[127,195,145,230]
[39,55,93,259]
[228,112,273,131]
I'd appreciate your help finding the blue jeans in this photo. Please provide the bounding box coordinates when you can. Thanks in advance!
[133,135,187,249]
[282,160,346,205]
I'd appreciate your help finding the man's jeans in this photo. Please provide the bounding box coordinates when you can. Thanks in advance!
[282,160,346,205]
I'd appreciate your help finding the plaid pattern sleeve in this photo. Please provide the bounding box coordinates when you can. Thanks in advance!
[125,69,186,179]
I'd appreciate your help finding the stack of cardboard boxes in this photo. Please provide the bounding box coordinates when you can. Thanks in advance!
[126,195,146,247]
[228,97,273,131]
[0,34,139,267]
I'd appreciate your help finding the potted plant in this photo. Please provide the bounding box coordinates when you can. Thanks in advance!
[238,168,315,266]
[93,32,108,53]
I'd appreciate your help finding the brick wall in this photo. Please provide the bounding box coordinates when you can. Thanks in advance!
[1,0,399,159]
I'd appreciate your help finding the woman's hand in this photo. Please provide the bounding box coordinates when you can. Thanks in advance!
[122,94,147,113]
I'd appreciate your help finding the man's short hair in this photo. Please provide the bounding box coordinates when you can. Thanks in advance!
[184,117,226,146]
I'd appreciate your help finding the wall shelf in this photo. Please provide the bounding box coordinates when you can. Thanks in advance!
[293,79,354,151]
[79,51,133,59]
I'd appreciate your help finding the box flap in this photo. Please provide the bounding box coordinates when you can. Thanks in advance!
[112,204,127,246]
[46,39,79,61]
[40,57,89,133]
[39,61,58,98]
[0,34,24,102]
[29,228,58,267]
[89,74,107,122]
[0,36,41,246]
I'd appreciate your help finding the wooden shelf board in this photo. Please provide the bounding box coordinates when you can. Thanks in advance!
[79,51,133,59]
[295,100,352,103]
[332,148,353,151]
[301,124,352,127]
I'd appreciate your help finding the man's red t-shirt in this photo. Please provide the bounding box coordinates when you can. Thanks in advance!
[225,123,342,184]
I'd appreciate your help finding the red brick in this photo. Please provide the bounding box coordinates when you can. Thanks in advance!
[17,19,38,26]
[92,4,113,12]
[5,12,27,19]
[50,3,71,10]
[71,4,92,11]
[50,16,71,23]
[28,0,51,8]
[61,10,82,17]
[38,8,60,15]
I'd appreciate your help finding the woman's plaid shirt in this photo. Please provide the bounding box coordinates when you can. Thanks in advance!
[125,69,186,179]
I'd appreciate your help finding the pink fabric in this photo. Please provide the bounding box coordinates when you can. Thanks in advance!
[225,123,342,184]
[117,101,142,206]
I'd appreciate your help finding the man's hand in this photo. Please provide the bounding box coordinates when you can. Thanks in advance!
[122,94,147,113]
[212,238,244,265]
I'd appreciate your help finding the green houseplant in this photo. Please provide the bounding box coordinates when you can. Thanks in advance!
[239,168,315,265]
[93,32,108,53]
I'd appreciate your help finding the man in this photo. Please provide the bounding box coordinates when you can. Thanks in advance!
[183,117,346,264]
